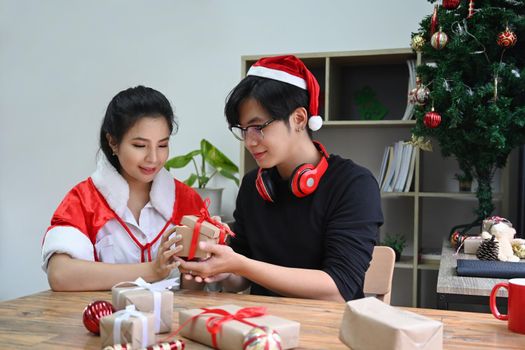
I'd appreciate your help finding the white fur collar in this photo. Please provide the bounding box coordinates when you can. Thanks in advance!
[91,154,175,221]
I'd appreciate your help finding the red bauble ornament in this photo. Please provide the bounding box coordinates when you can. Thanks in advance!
[497,28,517,48]
[82,300,115,334]
[409,77,430,106]
[243,327,282,350]
[467,0,475,19]
[431,27,448,50]
[430,5,439,36]
[442,0,460,10]
[424,109,442,128]
[450,231,465,249]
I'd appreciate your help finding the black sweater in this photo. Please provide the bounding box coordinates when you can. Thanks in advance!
[230,154,384,301]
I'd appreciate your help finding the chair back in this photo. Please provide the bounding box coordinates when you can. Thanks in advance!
[363,246,396,304]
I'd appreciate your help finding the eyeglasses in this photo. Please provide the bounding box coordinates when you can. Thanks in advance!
[229,119,276,141]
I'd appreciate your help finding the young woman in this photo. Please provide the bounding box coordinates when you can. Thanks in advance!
[178,55,383,302]
[42,86,204,291]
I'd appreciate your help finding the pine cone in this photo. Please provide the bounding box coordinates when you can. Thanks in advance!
[476,236,499,261]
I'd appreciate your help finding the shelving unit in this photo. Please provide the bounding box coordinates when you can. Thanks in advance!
[237,48,510,308]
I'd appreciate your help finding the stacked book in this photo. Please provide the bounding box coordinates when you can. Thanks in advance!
[378,140,417,192]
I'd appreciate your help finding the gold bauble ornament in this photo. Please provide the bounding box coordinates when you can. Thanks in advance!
[411,35,425,51]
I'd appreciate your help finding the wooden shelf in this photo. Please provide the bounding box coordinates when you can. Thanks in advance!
[322,120,416,127]
[394,256,414,269]
[417,262,441,271]
[419,192,503,200]
[381,192,416,198]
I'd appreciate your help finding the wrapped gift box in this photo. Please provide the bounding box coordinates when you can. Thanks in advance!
[100,305,155,349]
[339,297,443,350]
[112,278,175,333]
[464,236,483,254]
[175,215,221,259]
[178,304,300,349]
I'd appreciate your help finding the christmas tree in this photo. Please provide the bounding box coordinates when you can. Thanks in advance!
[410,0,525,232]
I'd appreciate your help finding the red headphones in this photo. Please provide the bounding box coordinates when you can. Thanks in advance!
[256,141,329,202]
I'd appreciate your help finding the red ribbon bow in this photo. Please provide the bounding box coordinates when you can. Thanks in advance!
[188,198,235,260]
[202,307,266,348]
[165,306,267,349]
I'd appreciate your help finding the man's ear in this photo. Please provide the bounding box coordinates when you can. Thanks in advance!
[290,107,308,130]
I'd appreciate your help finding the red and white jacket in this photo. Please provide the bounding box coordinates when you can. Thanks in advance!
[41,155,203,274]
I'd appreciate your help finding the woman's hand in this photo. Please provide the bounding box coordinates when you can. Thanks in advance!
[177,241,242,280]
[152,226,183,280]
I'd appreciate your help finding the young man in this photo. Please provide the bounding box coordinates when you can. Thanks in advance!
[178,55,383,302]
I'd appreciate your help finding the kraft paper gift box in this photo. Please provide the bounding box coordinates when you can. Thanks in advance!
[175,215,221,259]
[464,236,483,254]
[178,304,300,350]
[100,305,155,350]
[112,277,177,334]
[339,297,443,350]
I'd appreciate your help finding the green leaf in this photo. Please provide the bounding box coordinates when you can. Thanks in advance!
[164,150,200,169]
[218,169,240,186]
[201,139,239,174]
[184,174,198,187]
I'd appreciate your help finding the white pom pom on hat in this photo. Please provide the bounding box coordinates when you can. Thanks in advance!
[247,55,323,131]
[308,115,323,131]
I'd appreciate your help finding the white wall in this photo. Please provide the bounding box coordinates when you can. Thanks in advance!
[0,0,432,301]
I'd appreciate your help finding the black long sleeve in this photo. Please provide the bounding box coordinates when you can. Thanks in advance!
[230,155,383,301]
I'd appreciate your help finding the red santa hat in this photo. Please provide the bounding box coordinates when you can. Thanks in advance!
[247,55,323,131]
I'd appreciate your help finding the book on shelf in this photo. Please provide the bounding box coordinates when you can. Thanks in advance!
[393,143,413,192]
[381,140,416,193]
[403,146,417,192]
[378,145,393,188]
[381,141,402,192]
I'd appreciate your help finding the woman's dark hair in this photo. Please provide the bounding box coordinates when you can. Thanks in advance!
[100,85,177,171]
[224,76,311,137]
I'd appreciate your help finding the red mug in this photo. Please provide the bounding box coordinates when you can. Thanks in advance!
[490,278,525,334]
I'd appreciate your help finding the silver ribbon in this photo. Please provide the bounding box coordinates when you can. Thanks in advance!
[113,305,148,346]
[113,277,178,333]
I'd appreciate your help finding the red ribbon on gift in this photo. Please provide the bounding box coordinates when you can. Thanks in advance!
[188,198,236,260]
[163,306,267,349]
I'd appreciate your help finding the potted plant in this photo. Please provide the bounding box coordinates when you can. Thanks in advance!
[165,139,239,216]
[381,233,407,262]
[454,172,473,192]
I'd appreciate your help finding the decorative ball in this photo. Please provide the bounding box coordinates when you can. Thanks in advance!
[243,326,282,350]
[431,29,448,50]
[442,0,460,10]
[409,85,430,106]
[308,115,323,131]
[410,35,425,52]
[83,300,115,334]
[423,110,442,128]
[450,231,465,249]
[496,28,517,48]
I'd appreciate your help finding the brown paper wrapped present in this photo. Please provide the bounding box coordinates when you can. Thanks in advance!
[112,277,177,333]
[339,297,443,350]
[178,304,300,349]
[175,215,223,259]
[100,305,155,349]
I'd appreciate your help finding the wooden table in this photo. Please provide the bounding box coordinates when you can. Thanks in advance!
[1,289,523,349]
[436,241,511,310]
